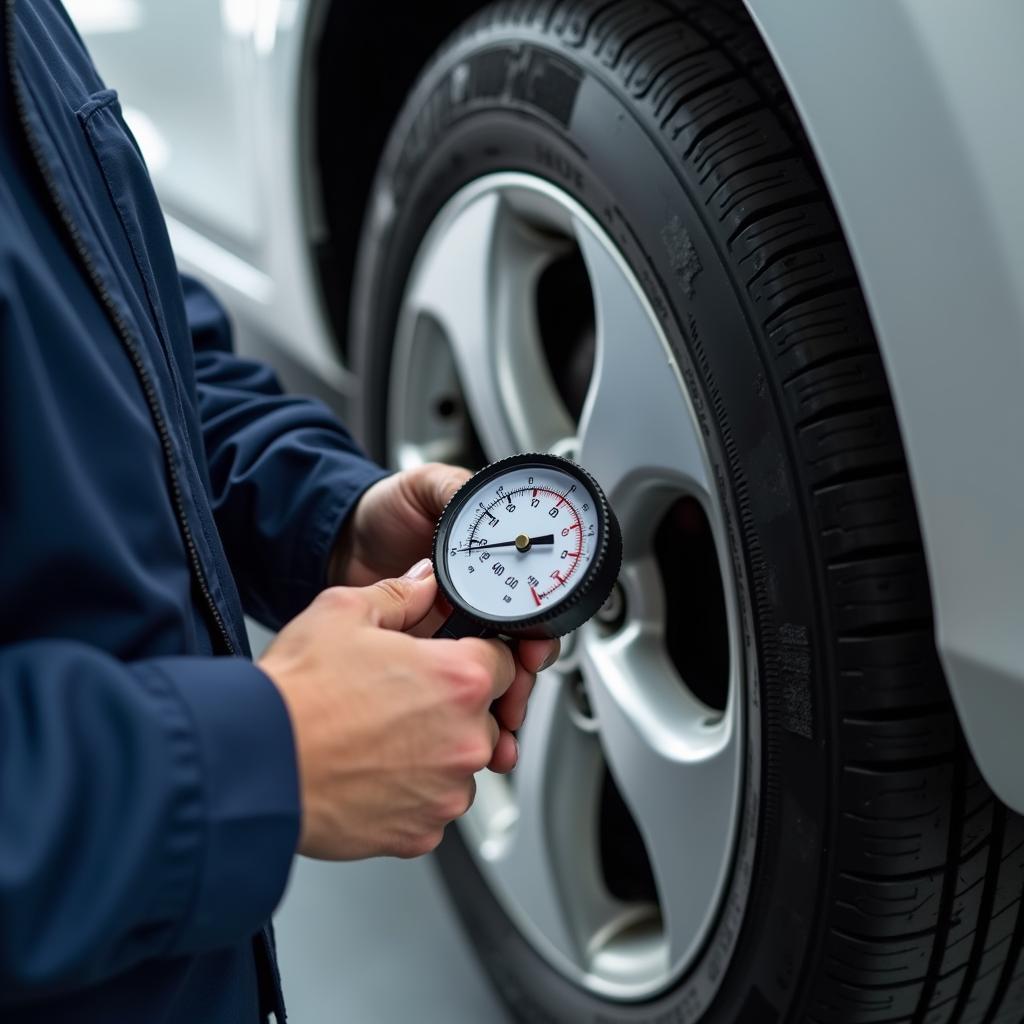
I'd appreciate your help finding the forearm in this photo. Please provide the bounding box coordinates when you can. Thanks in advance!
[183,273,389,624]
[198,378,388,626]
[0,640,298,1001]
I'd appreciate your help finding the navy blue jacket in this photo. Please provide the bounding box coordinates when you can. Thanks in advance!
[0,1,387,1019]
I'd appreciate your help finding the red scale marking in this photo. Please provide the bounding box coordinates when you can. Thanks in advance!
[524,485,587,601]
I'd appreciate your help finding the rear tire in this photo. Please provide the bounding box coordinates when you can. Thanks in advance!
[351,1,1024,1020]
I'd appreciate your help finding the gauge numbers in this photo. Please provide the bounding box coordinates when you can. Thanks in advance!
[442,465,600,622]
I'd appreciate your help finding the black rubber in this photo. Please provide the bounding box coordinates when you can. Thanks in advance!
[350,2,1024,1021]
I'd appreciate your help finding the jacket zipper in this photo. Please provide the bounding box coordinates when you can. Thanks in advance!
[3,0,235,655]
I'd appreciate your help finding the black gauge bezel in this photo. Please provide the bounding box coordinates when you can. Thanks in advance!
[432,453,622,639]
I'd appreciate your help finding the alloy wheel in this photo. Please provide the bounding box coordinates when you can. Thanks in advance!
[387,174,755,1001]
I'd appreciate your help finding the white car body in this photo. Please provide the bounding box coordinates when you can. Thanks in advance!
[72,0,1024,811]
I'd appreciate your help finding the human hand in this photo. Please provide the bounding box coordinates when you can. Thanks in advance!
[328,461,559,751]
[258,561,553,860]
[330,463,472,590]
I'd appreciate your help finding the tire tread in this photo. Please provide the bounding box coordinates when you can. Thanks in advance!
[530,1,1024,1020]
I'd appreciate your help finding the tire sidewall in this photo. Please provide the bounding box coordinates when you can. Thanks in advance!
[351,26,830,1024]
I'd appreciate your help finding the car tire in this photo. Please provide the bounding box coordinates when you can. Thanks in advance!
[350,1,1024,1021]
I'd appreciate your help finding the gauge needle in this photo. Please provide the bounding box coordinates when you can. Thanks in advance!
[458,534,555,552]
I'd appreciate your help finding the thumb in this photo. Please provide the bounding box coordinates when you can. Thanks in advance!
[419,463,472,515]
[360,559,438,632]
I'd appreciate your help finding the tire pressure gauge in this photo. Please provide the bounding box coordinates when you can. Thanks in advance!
[432,453,622,640]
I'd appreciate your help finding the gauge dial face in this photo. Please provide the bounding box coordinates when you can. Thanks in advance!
[441,464,601,623]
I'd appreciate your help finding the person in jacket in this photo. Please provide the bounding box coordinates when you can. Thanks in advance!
[0,1,557,1021]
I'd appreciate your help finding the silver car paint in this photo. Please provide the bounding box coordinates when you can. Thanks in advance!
[74,0,1024,810]
[70,0,352,392]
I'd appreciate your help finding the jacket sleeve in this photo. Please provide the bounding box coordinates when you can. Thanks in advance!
[183,275,389,629]
[0,639,299,1002]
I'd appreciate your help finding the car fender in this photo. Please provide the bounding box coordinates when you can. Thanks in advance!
[744,0,1024,811]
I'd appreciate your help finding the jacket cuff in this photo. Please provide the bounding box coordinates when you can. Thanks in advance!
[146,656,300,953]
[307,462,392,593]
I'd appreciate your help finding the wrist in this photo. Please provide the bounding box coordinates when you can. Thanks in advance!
[258,651,313,850]
[325,474,388,588]
[327,526,355,588]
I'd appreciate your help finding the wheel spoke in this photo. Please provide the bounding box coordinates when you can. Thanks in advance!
[482,672,614,965]
[403,191,575,460]
[490,215,578,455]
[403,192,515,459]
[573,219,713,507]
[398,176,751,1000]
[579,624,741,968]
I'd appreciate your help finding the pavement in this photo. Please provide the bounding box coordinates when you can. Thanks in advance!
[273,855,510,1024]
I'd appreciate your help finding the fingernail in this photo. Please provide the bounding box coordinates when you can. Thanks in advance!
[539,649,559,672]
[403,558,433,580]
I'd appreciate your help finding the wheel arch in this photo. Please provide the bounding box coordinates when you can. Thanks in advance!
[298,0,790,370]
[743,0,1024,814]
[300,0,488,370]
[297,0,791,368]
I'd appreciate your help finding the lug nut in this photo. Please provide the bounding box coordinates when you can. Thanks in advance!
[570,672,594,722]
[595,581,626,630]
[549,437,578,463]
[434,395,459,420]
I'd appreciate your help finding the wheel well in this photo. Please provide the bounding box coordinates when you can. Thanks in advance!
[304,0,782,368]
[306,0,486,366]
